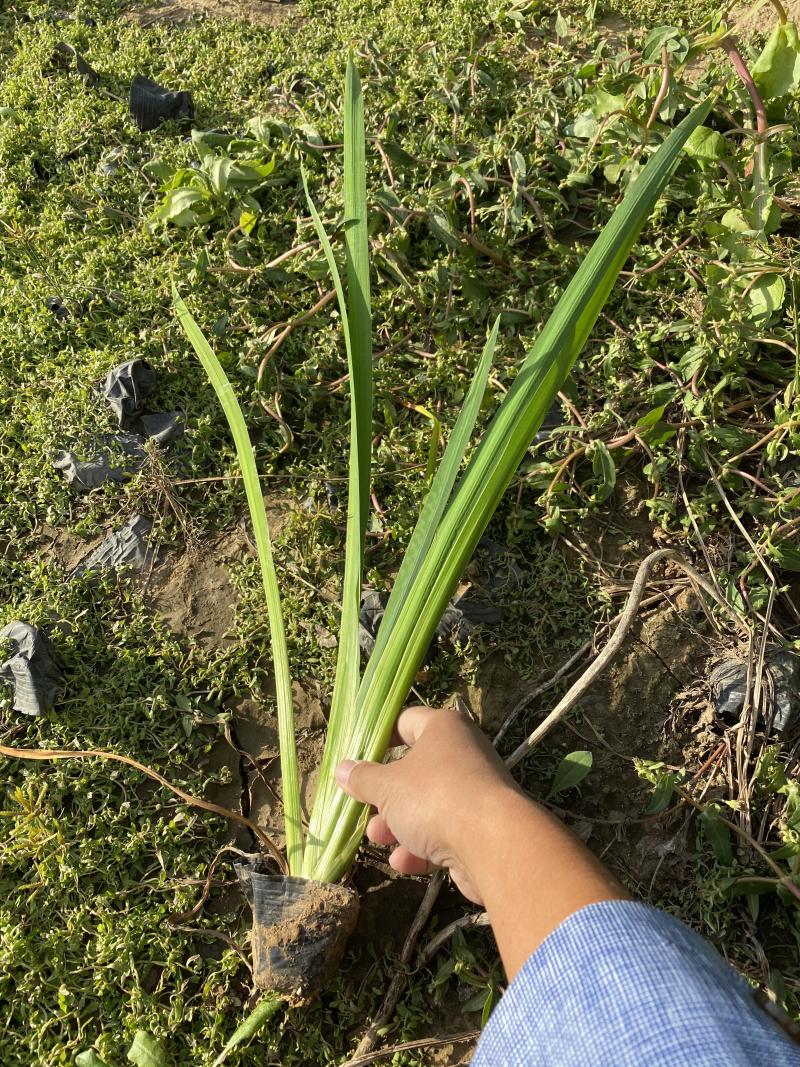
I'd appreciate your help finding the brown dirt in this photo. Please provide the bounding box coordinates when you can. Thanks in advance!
[349,865,430,957]
[36,522,103,572]
[203,682,327,851]
[252,878,359,997]
[729,0,800,39]
[127,0,298,27]
[141,502,293,647]
[549,591,726,895]
[142,527,250,648]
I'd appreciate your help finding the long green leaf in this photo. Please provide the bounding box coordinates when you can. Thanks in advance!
[306,96,715,883]
[212,993,283,1067]
[367,316,500,665]
[173,287,304,875]
[302,55,373,876]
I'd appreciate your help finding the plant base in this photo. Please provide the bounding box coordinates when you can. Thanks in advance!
[237,865,359,999]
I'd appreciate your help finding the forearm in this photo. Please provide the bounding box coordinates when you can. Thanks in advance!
[460,785,627,978]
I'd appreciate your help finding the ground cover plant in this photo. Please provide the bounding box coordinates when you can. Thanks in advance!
[1,0,800,1064]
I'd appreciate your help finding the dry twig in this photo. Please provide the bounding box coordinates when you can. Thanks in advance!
[350,871,445,1059]
[0,743,287,872]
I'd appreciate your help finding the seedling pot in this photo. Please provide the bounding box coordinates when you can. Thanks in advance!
[237,865,359,998]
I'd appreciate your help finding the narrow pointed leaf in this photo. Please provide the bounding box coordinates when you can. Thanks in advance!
[306,96,714,883]
[302,56,372,876]
[211,994,283,1066]
[369,316,499,663]
[173,287,303,874]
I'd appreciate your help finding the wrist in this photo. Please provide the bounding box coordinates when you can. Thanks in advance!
[452,780,536,899]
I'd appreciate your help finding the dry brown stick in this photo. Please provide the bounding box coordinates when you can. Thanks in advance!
[343,1029,481,1067]
[255,288,337,382]
[543,425,638,499]
[620,235,695,278]
[172,925,252,972]
[494,578,692,750]
[505,549,747,768]
[168,844,255,925]
[0,743,287,872]
[643,46,671,141]
[374,139,396,189]
[493,640,592,749]
[418,911,492,967]
[350,871,446,1059]
[263,239,317,270]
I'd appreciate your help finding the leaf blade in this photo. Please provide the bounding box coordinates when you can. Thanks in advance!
[305,95,715,884]
[302,55,373,876]
[173,287,303,874]
[546,750,593,800]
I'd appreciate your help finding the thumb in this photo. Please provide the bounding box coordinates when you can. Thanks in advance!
[335,759,387,806]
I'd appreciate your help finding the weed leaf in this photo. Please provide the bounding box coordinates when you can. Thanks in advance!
[700,806,733,866]
[589,441,616,502]
[126,1032,166,1067]
[643,772,677,814]
[76,1053,111,1067]
[752,21,800,101]
[547,750,593,800]
[212,995,283,1067]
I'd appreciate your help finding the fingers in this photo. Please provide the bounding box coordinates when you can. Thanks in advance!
[389,846,431,877]
[336,707,438,801]
[335,758,388,806]
[392,705,438,747]
[366,813,397,846]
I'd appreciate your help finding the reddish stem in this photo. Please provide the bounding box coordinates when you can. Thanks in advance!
[720,36,767,135]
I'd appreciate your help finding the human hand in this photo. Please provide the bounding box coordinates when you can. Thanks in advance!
[334,705,518,904]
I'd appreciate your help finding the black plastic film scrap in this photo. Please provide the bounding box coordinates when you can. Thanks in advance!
[72,515,154,577]
[435,594,503,644]
[45,295,69,319]
[103,359,183,441]
[130,75,194,132]
[55,360,183,491]
[104,358,157,425]
[710,649,800,737]
[54,433,145,491]
[0,622,64,716]
[358,585,503,654]
[52,42,100,86]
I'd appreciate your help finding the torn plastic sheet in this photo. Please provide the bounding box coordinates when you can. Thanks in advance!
[358,590,387,654]
[55,361,183,491]
[103,359,183,441]
[72,515,154,577]
[710,649,800,736]
[54,433,146,491]
[534,399,565,443]
[45,296,69,319]
[475,537,524,592]
[0,622,64,716]
[130,75,194,132]
[435,595,503,644]
[98,146,125,177]
[103,359,157,426]
[139,411,183,445]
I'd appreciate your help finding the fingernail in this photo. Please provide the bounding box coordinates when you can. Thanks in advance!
[335,759,357,788]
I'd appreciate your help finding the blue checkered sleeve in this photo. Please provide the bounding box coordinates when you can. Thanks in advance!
[472,900,800,1066]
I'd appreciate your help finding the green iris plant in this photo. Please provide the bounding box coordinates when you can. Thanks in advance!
[175,57,712,884]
